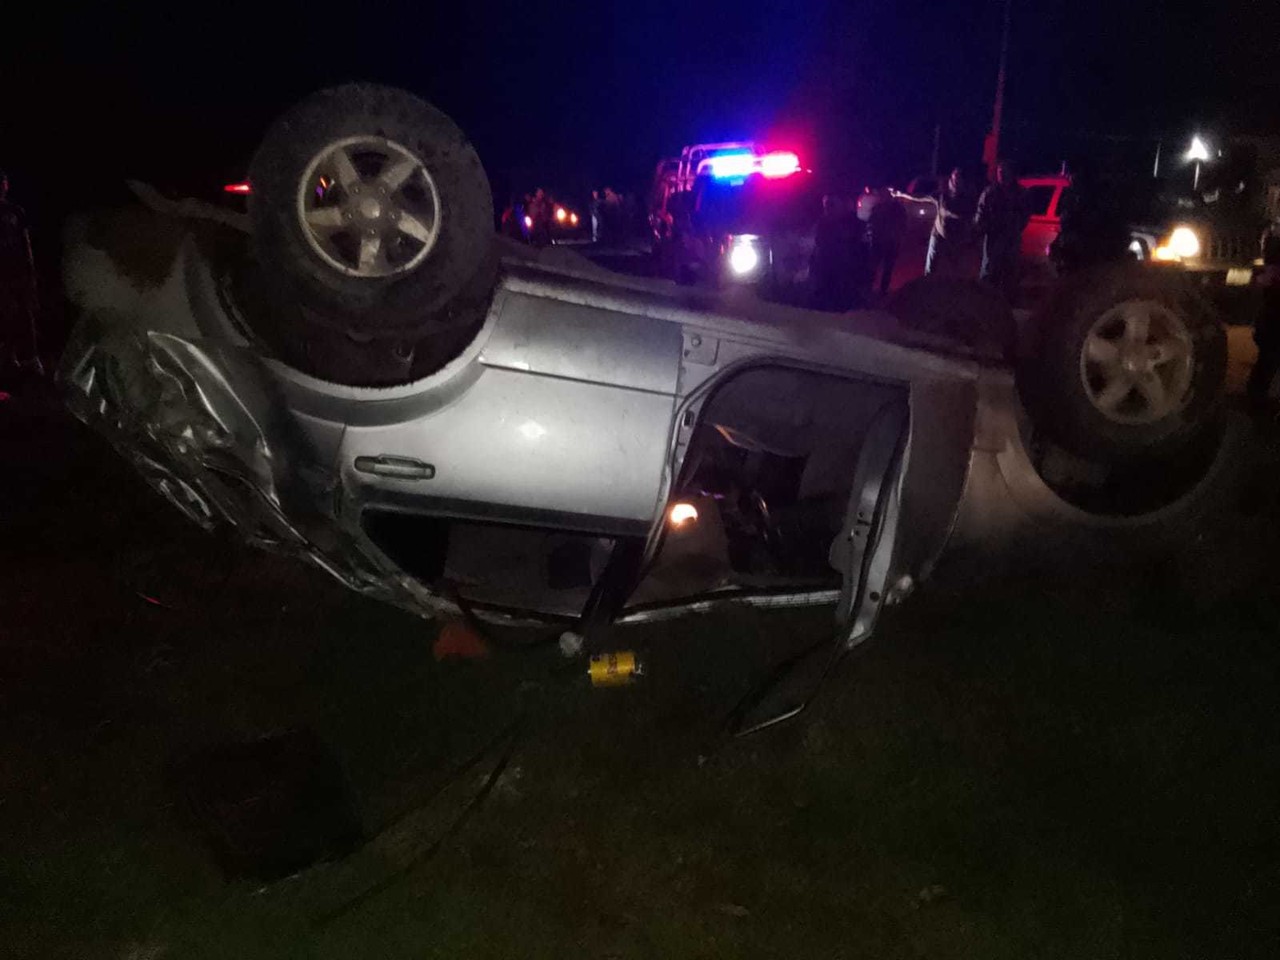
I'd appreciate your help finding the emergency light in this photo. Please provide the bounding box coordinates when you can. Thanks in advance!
[758,152,800,178]
[705,152,756,179]
[704,150,802,181]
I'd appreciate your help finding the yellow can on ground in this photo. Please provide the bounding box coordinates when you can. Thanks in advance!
[588,651,643,687]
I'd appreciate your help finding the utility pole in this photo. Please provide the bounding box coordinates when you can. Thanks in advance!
[984,0,1012,181]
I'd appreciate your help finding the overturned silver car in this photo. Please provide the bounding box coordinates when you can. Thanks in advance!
[60,85,1240,726]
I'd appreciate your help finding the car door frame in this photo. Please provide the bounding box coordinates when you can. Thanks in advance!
[1019,176,1068,261]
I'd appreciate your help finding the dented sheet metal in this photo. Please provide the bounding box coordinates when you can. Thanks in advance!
[59,222,465,622]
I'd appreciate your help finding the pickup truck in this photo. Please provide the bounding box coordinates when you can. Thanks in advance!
[1019,174,1263,294]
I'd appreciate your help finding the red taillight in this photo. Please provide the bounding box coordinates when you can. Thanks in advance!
[223,182,252,195]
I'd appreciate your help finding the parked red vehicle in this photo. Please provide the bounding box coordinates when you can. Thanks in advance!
[1018,174,1070,261]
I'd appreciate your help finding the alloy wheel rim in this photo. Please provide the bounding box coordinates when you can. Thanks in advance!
[296,135,442,278]
[1079,299,1194,425]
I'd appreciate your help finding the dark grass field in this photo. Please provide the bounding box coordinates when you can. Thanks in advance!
[3,385,1280,959]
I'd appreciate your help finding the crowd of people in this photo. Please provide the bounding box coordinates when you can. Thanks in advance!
[500,186,637,247]
[808,161,1032,312]
[894,161,1031,297]
[809,188,909,310]
[500,188,551,246]
[589,188,638,245]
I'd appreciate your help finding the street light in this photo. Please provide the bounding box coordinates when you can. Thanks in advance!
[1186,135,1210,189]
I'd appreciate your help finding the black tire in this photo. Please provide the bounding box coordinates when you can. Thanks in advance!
[1021,263,1226,464]
[247,83,495,383]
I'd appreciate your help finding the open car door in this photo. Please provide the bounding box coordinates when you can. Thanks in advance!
[728,398,910,734]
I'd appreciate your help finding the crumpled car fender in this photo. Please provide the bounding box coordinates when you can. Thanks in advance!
[59,212,434,609]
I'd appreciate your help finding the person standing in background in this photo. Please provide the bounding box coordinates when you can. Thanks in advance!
[868,185,908,297]
[526,187,552,247]
[1050,164,1131,272]
[500,194,528,242]
[811,194,867,311]
[0,169,42,379]
[894,167,976,277]
[600,187,622,245]
[974,160,1029,300]
[1247,223,1280,410]
[589,189,601,243]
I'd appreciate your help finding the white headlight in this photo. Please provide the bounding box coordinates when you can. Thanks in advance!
[728,240,761,275]
[1167,226,1201,259]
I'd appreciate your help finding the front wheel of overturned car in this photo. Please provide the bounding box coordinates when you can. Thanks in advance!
[247,83,496,385]
[1022,264,1227,464]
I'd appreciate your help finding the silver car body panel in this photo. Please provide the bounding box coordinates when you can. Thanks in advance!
[336,286,685,535]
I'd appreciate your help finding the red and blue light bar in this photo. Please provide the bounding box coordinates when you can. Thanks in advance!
[703,150,802,181]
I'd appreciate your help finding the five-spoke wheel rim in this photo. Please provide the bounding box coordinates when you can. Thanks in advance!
[1079,299,1194,425]
[296,135,442,278]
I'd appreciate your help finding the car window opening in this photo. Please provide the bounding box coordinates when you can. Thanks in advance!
[636,366,908,602]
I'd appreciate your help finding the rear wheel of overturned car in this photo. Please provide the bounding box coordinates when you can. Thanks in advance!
[248,83,495,385]
[1023,264,1226,463]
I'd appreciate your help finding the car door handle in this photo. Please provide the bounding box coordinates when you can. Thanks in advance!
[353,455,436,480]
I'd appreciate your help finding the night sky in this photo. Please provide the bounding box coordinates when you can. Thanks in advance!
[4,0,1280,225]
